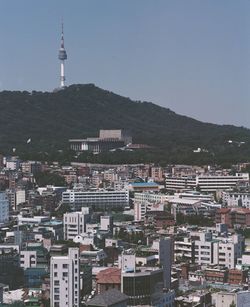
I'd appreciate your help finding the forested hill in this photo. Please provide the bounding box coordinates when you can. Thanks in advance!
[0,83,249,164]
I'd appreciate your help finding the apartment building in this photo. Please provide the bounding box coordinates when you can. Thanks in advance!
[222,191,250,208]
[134,201,165,222]
[20,251,37,269]
[50,248,80,307]
[174,237,195,263]
[191,231,244,268]
[15,190,26,209]
[150,166,164,181]
[63,207,90,240]
[62,189,129,210]
[21,161,41,174]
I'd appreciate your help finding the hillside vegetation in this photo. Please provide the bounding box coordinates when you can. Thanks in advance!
[0,84,249,164]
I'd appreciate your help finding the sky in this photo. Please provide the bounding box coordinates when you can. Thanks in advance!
[0,0,249,128]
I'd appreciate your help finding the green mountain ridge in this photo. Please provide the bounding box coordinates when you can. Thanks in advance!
[0,83,249,164]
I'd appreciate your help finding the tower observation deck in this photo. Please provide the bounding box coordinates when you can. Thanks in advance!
[58,23,67,88]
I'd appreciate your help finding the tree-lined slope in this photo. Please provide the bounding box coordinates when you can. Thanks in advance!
[0,84,249,163]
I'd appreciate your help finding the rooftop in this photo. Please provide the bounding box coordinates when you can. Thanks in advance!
[86,288,128,307]
[97,268,121,285]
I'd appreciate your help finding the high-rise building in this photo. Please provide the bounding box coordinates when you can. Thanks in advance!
[159,237,172,289]
[0,192,9,225]
[50,248,80,307]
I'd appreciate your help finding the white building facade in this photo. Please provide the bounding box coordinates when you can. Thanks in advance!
[50,248,80,307]
[20,251,37,269]
[166,173,249,192]
[63,207,90,240]
[62,189,129,210]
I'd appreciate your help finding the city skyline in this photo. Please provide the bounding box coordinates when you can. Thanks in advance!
[0,1,249,127]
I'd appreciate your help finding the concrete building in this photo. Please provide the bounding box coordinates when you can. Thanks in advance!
[62,189,129,210]
[134,201,165,222]
[21,161,41,174]
[174,237,195,263]
[134,192,169,204]
[192,230,244,268]
[15,190,26,209]
[17,215,49,225]
[50,248,80,307]
[99,129,132,144]
[166,173,249,192]
[20,251,37,269]
[0,192,9,225]
[212,290,250,307]
[176,190,214,202]
[222,191,250,208]
[63,207,90,240]
[159,237,172,289]
[216,208,250,228]
[128,182,160,192]
[69,130,132,153]
[100,215,113,232]
[119,249,174,306]
[170,198,202,219]
[150,166,164,182]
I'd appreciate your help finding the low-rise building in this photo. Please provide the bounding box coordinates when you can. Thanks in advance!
[96,268,121,294]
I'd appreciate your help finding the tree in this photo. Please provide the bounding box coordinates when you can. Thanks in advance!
[35,171,66,187]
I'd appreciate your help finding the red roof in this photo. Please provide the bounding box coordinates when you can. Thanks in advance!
[217,208,231,214]
[96,268,121,285]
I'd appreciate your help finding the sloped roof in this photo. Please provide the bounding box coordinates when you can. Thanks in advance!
[96,268,121,285]
[86,288,128,307]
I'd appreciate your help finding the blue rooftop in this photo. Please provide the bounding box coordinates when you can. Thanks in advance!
[130,182,159,187]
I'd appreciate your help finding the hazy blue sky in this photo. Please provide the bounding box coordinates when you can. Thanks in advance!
[0,1,249,127]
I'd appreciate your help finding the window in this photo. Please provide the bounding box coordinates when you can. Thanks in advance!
[54,281,59,286]
[54,264,58,269]
[54,288,59,293]
[63,272,68,277]
[54,295,59,300]
[54,272,58,277]
[63,264,68,269]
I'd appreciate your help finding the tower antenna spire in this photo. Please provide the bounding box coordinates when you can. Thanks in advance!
[58,19,67,88]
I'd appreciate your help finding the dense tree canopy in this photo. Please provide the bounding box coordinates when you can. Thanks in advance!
[0,84,250,164]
